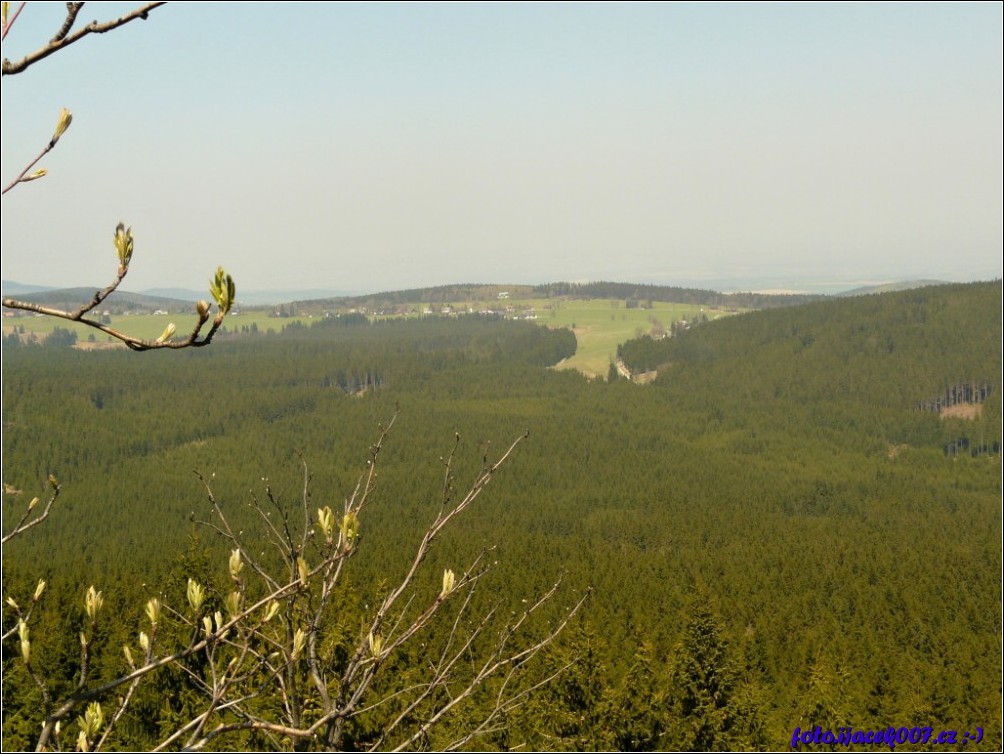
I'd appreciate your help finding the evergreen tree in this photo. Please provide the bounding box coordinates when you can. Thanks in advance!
[666,598,741,751]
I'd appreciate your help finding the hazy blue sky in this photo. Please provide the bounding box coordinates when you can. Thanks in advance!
[1,2,1001,294]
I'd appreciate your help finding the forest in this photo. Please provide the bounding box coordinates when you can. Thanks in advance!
[2,281,1001,750]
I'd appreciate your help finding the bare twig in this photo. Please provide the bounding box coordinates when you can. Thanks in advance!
[2,234,235,351]
[2,2,168,76]
[1,478,60,545]
[1,2,26,41]
[2,294,225,351]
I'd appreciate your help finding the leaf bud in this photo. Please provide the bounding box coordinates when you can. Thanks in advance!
[52,107,72,143]
[263,600,279,623]
[441,569,456,598]
[145,597,161,625]
[84,586,103,622]
[317,506,334,543]
[339,511,359,548]
[229,548,244,580]
[114,223,134,268]
[292,627,306,661]
[209,266,236,315]
[155,322,176,343]
[186,579,205,613]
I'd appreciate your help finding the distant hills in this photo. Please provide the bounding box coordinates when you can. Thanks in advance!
[0,277,975,314]
[834,279,947,297]
[140,287,357,306]
[1,281,353,309]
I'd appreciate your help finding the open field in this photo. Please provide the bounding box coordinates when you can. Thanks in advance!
[2,298,737,376]
[528,299,729,376]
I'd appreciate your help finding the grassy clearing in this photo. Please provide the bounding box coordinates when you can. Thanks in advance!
[528,299,724,377]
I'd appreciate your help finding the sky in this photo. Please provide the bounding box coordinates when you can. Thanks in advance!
[1,1,1001,295]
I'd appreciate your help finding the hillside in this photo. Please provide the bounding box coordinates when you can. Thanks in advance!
[2,282,1000,750]
[293,280,829,313]
[3,287,196,314]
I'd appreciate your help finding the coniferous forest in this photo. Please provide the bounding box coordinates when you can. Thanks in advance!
[2,281,1001,750]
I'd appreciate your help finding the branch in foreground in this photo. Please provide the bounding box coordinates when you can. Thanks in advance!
[1,474,60,545]
[9,421,588,752]
[1,2,168,76]
[2,224,236,351]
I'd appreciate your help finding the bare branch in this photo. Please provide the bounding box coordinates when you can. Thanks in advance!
[51,3,85,44]
[1,478,60,545]
[0,2,26,41]
[2,2,168,76]
[2,231,235,351]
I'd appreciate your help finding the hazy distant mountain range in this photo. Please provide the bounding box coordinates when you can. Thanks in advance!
[0,278,959,312]
[1,282,355,308]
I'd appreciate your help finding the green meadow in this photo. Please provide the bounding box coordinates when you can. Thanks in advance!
[529,298,731,375]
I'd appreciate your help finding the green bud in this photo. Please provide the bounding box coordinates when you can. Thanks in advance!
[33,580,46,601]
[317,506,335,543]
[292,627,306,661]
[229,549,243,580]
[441,569,456,598]
[209,266,236,316]
[155,322,176,343]
[339,511,359,548]
[114,223,134,268]
[187,579,205,613]
[52,108,72,143]
[123,645,134,667]
[145,597,161,625]
[77,701,104,740]
[368,631,382,658]
[138,631,150,655]
[296,556,309,585]
[263,600,280,623]
[84,586,104,622]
